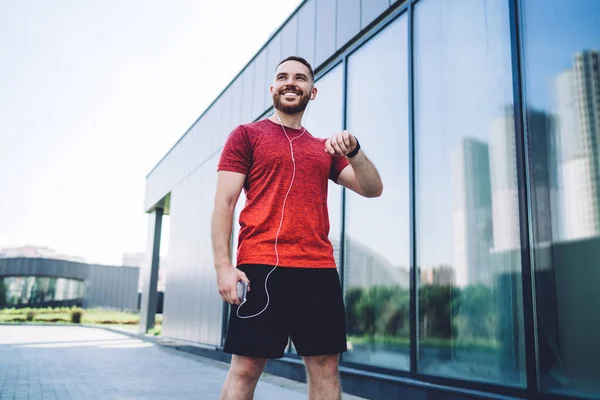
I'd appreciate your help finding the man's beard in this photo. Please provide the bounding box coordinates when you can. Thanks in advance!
[272,88,310,114]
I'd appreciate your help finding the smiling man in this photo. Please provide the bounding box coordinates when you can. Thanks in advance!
[211,56,383,400]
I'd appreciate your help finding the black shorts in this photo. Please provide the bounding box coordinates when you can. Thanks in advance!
[223,264,347,359]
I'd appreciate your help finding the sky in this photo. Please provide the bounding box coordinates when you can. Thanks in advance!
[0,0,302,265]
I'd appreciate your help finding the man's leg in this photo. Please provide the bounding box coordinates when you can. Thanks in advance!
[221,355,268,400]
[303,354,342,400]
[221,265,296,398]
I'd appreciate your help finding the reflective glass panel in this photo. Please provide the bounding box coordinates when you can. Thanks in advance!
[414,0,525,385]
[0,276,84,307]
[344,14,410,370]
[303,64,344,268]
[521,0,600,397]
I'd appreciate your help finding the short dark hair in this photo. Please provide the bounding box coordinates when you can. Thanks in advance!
[277,56,314,81]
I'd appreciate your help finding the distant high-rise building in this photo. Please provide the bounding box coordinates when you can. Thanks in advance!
[556,50,600,240]
[420,265,455,286]
[526,110,556,245]
[489,111,521,252]
[451,138,493,286]
[489,107,555,250]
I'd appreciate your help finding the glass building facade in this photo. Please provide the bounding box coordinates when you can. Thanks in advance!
[0,276,85,307]
[0,257,140,311]
[142,0,600,398]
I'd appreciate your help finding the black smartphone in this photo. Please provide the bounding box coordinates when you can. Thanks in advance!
[237,280,248,303]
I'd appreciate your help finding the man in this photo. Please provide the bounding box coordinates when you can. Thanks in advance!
[211,55,383,400]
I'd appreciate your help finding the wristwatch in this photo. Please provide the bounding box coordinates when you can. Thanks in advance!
[347,138,360,158]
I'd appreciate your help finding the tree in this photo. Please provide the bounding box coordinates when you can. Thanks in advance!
[419,284,458,339]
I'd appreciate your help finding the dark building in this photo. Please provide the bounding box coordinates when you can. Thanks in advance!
[0,257,139,311]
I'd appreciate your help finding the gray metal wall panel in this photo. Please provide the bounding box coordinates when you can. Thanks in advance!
[336,0,361,49]
[215,92,226,139]
[265,33,282,113]
[297,0,316,67]
[201,105,215,167]
[267,33,282,75]
[281,14,299,58]
[230,76,244,132]
[252,50,268,120]
[56,261,67,278]
[211,96,225,157]
[84,264,138,311]
[241,64,255,124]
[362,0,389,28]
[220,82,234,139]
[161,155,222,346]
[163,176,191,341]
[315,0,337,67]
[0,258,89,280]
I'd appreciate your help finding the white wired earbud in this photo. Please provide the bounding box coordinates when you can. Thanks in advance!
[236,110,306,319]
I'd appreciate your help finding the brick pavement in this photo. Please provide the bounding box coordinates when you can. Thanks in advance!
[0,325,365,400]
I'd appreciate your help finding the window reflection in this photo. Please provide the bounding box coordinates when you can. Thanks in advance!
[414,0,525,385]
[522,0,600,397]
[302,64,344,268]
[0,276,85,307]
[344,14,410,370]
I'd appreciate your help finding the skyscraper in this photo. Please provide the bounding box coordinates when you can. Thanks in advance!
[489,111,521,252]
[556,50,600,240]
[489,107,555,249]
[451,138,493,287]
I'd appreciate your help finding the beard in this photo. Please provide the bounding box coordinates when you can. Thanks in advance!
[272,87,311,114]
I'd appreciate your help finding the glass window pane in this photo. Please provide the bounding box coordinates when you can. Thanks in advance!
[414,0,525,385]
[521,0,600,397]
[0,276,83,307]
[304,64,344,268]
[344,14,410,370]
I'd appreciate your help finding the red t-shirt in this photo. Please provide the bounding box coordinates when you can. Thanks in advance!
[217,118,350,268]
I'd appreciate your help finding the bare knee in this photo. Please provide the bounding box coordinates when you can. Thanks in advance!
[304,354,340,380]
[229,355,268,383]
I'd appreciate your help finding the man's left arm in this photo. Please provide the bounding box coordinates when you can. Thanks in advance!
[325,131,383,198]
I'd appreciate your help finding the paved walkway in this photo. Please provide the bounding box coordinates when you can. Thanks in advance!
[0,325,366,400]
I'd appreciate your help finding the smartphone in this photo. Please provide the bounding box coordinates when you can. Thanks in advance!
[237,280,248,303]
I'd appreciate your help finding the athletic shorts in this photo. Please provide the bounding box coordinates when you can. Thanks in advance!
[223,264,347,359]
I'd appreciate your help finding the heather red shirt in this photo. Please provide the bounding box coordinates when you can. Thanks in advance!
[217,118,350,268]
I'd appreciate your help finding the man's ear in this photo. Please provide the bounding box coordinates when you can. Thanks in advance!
[310,86,318,100]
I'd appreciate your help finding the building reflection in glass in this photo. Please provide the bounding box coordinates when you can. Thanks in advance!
[343,13,410,370]
[414,0,526,386]
[522,0,600,396]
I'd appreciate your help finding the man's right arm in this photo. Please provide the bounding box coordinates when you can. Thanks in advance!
[211,170,249,305]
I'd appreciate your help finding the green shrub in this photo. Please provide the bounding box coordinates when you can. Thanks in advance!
[70,308,84,323]
[26,311,35,321]
[147,325,162,336]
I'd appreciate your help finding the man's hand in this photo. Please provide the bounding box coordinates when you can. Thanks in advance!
[216,264,250,305]
[325,130,357,156]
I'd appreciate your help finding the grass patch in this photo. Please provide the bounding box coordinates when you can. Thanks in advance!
[0,307,155,327]
[348,335,500,351]
[147,325,162,336]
